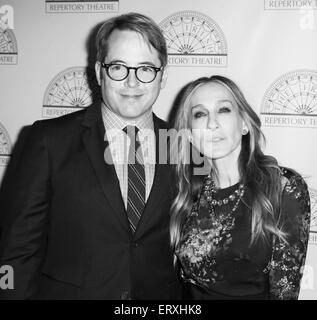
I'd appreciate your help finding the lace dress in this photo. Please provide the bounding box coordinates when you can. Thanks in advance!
[176,167,311,300]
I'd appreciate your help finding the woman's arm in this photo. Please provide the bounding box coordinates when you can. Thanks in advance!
[268,169,311,300]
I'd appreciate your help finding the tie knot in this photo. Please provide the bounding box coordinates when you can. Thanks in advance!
[123,125,139,142]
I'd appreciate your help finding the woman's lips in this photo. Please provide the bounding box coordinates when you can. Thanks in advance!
[212,137,224,142]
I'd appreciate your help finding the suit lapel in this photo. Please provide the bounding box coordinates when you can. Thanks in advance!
[81,103,130,234]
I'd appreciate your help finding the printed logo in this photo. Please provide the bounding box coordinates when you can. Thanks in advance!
[309,187,317,245]
[261,70,317,128]
[0,265,13,290]
[45,0,119,13]
[0,25,17,65]
[159,11,227,67]
[0,5,14,30]
[0,122,11,166]
[264,0,317,10]
[42,66,100,118]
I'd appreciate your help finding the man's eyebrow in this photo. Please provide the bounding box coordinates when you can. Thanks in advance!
[107,60,157,67]
[106,59,125,64]
[138,61,157,67]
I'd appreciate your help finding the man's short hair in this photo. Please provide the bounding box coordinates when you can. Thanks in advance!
[96,12,168,67]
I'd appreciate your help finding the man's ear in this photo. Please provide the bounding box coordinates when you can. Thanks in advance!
[160,66,168,89]
[95,61,101,85]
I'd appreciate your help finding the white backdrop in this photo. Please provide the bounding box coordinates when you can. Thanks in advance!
[0,0,316,299]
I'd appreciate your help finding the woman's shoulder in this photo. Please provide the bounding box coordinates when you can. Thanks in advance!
[278,166,310,219]
[279,166,308,193]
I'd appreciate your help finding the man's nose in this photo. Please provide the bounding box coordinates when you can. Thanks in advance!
[125,69,139,88]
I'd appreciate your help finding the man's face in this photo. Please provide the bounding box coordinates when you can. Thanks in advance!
[95,29,167,120]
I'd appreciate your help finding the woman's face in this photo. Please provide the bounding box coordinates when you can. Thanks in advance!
[189,82,246,163]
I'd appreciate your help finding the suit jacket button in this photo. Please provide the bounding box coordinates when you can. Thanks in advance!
[121,291,130,300]
[132,242,139,248]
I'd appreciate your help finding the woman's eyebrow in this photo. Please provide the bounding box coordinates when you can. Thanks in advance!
[191,104,207,111]
[217,99,233,104]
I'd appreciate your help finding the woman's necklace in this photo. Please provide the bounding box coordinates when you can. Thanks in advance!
[203,173,245,216]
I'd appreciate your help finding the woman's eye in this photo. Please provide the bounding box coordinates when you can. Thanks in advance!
[193,111,206,119]
[218,106,231,113]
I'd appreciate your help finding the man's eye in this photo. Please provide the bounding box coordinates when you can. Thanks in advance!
[111,64,124,71]
[140,66,154,73]
[193,111,206,119]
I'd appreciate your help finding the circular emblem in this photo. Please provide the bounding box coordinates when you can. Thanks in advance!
[0,26,18,64]
[261,70,317,127]
[42,66,100,118]
[0,122,11,166]
[159,11,227,67]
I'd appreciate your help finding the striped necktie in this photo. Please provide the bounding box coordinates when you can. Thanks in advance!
[124,125,146,233]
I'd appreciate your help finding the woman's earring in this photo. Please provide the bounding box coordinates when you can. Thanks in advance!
[242,129,248,135]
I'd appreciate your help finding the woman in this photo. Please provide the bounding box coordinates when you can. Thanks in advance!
[170,75,311,300]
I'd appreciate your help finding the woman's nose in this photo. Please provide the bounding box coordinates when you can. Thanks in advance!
[207,114,219,130]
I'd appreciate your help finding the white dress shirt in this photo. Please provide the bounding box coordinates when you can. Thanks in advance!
[101,103,156,209]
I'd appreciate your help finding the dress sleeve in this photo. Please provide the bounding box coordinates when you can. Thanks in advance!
[267,171,311,300]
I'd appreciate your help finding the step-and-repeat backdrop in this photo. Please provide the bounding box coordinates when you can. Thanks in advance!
[0,0,316,299]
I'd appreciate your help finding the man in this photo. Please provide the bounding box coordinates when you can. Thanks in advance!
[0,13,181,299]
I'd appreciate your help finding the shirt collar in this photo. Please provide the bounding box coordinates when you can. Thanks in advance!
[101,102,154,133]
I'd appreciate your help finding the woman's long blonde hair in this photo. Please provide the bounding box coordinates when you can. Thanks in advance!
[170,75,287,253]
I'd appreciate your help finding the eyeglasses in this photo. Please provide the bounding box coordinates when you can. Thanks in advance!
[101,63,163,83]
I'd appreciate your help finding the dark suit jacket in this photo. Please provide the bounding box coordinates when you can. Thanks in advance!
[0,102,181,299]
